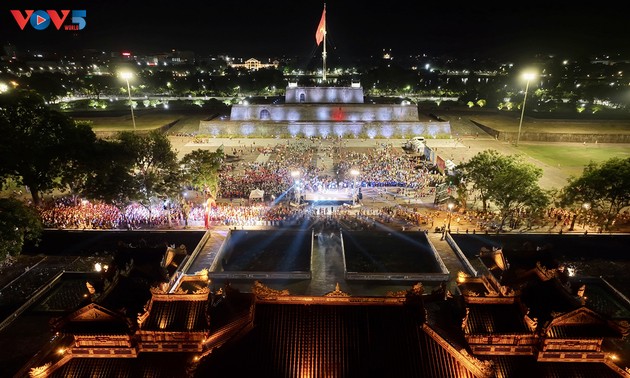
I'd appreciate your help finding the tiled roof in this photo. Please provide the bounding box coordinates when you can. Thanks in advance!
[196,303,478,378]
[464,303,530,335]
[62,321,131,335]
[55,303,133,335]
[208,289,254,332]
[547,324,621,339]
[490,355,623,378]
[141,300,208,332]
[49,353,192,378]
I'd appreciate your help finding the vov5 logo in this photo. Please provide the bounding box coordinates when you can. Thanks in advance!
[10,10,86,31]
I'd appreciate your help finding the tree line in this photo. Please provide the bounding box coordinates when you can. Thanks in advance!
[454,150,630,232]
[0,90,222,259]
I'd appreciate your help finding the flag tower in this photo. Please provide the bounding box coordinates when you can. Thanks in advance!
[315,4,327,81]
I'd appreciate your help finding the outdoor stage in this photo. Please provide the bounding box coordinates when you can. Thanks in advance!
[302,190,355,205]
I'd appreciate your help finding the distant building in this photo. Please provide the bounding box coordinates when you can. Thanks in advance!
[229,58,278,71]
[201,82,451,138]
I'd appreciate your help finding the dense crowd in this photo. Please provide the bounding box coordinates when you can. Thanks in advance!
[32,140,628,233]
[215,142,445,202]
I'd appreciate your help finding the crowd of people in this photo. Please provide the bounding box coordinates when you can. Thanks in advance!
[32,138,627,233]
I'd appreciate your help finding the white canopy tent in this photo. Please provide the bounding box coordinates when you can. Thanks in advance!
[249,188,265,200]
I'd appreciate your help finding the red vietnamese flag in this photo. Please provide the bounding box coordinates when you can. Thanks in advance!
[315,7,326,46]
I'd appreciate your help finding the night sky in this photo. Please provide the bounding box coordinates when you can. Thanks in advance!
[1,1,628,59]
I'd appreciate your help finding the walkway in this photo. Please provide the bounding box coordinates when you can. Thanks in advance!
[186,229,228,274]
[305,232,347,295]
[425,232,466,294]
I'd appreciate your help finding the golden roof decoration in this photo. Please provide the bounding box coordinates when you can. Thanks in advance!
[411,282,424,295]
[324,283,350,297]
[193,287,210,295]
[252,280,290,299]
[29,363,51,378]
[460,349,494,376]
[386,290,407,298]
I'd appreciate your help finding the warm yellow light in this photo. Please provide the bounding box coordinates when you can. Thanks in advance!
[583,202,591,210]
[457,271,467,283]
[448,202,454,210]
[350,169,360,176]
[119,71,133,80]
[57,348,66,355]
[0,83,8,93]
[291,170,300,178]
[94,263,102,272]
[522,72,536,81]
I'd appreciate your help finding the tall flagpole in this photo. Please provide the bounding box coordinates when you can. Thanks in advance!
[322,4,327,82]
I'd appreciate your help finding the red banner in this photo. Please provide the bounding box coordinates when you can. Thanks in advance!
[315,8,326,45]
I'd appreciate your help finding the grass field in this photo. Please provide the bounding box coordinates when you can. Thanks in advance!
[470,114,630,134]
[517,143,630,177]
[77,113,181,131]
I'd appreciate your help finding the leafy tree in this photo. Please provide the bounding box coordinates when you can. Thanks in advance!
[82,75,114,100]
[0,90,97,205]
[68,138,134,207]
[57,120,99,203]
[0,198,43,260]
[561,157,630,230]
[485,157,547,230]
[459,150,548,229]
[180,147,224,198]
[457,150,503,212]
[117,130,181,209]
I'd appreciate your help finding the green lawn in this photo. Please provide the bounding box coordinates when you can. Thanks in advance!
[471,115,630,134]
[77,113,181,131]
[517,144,630,177]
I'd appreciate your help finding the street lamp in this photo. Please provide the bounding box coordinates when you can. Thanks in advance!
[582,202,591,228]
[119,71,136,131]
[447,202,455,231]
[350,169,360,205]
[516,72,536,147]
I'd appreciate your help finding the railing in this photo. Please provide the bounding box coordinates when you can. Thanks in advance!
[427,232,450,275]
[208,271,311,280]
[445,232,478,276]
[345,272,449,281]
[0,271,65,332]
[181,230,212,274]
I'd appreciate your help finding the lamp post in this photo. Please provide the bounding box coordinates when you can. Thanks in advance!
[350,169,360,205]
[516,72,536,147]
[447,202,455,231]
[119,72,136,131]
[291,170,301,204]
[582,202,591,228]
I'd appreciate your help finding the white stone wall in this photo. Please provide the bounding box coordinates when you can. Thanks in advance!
[199,120,451,138]
[285,87,364,104]
[230,104,419,122]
